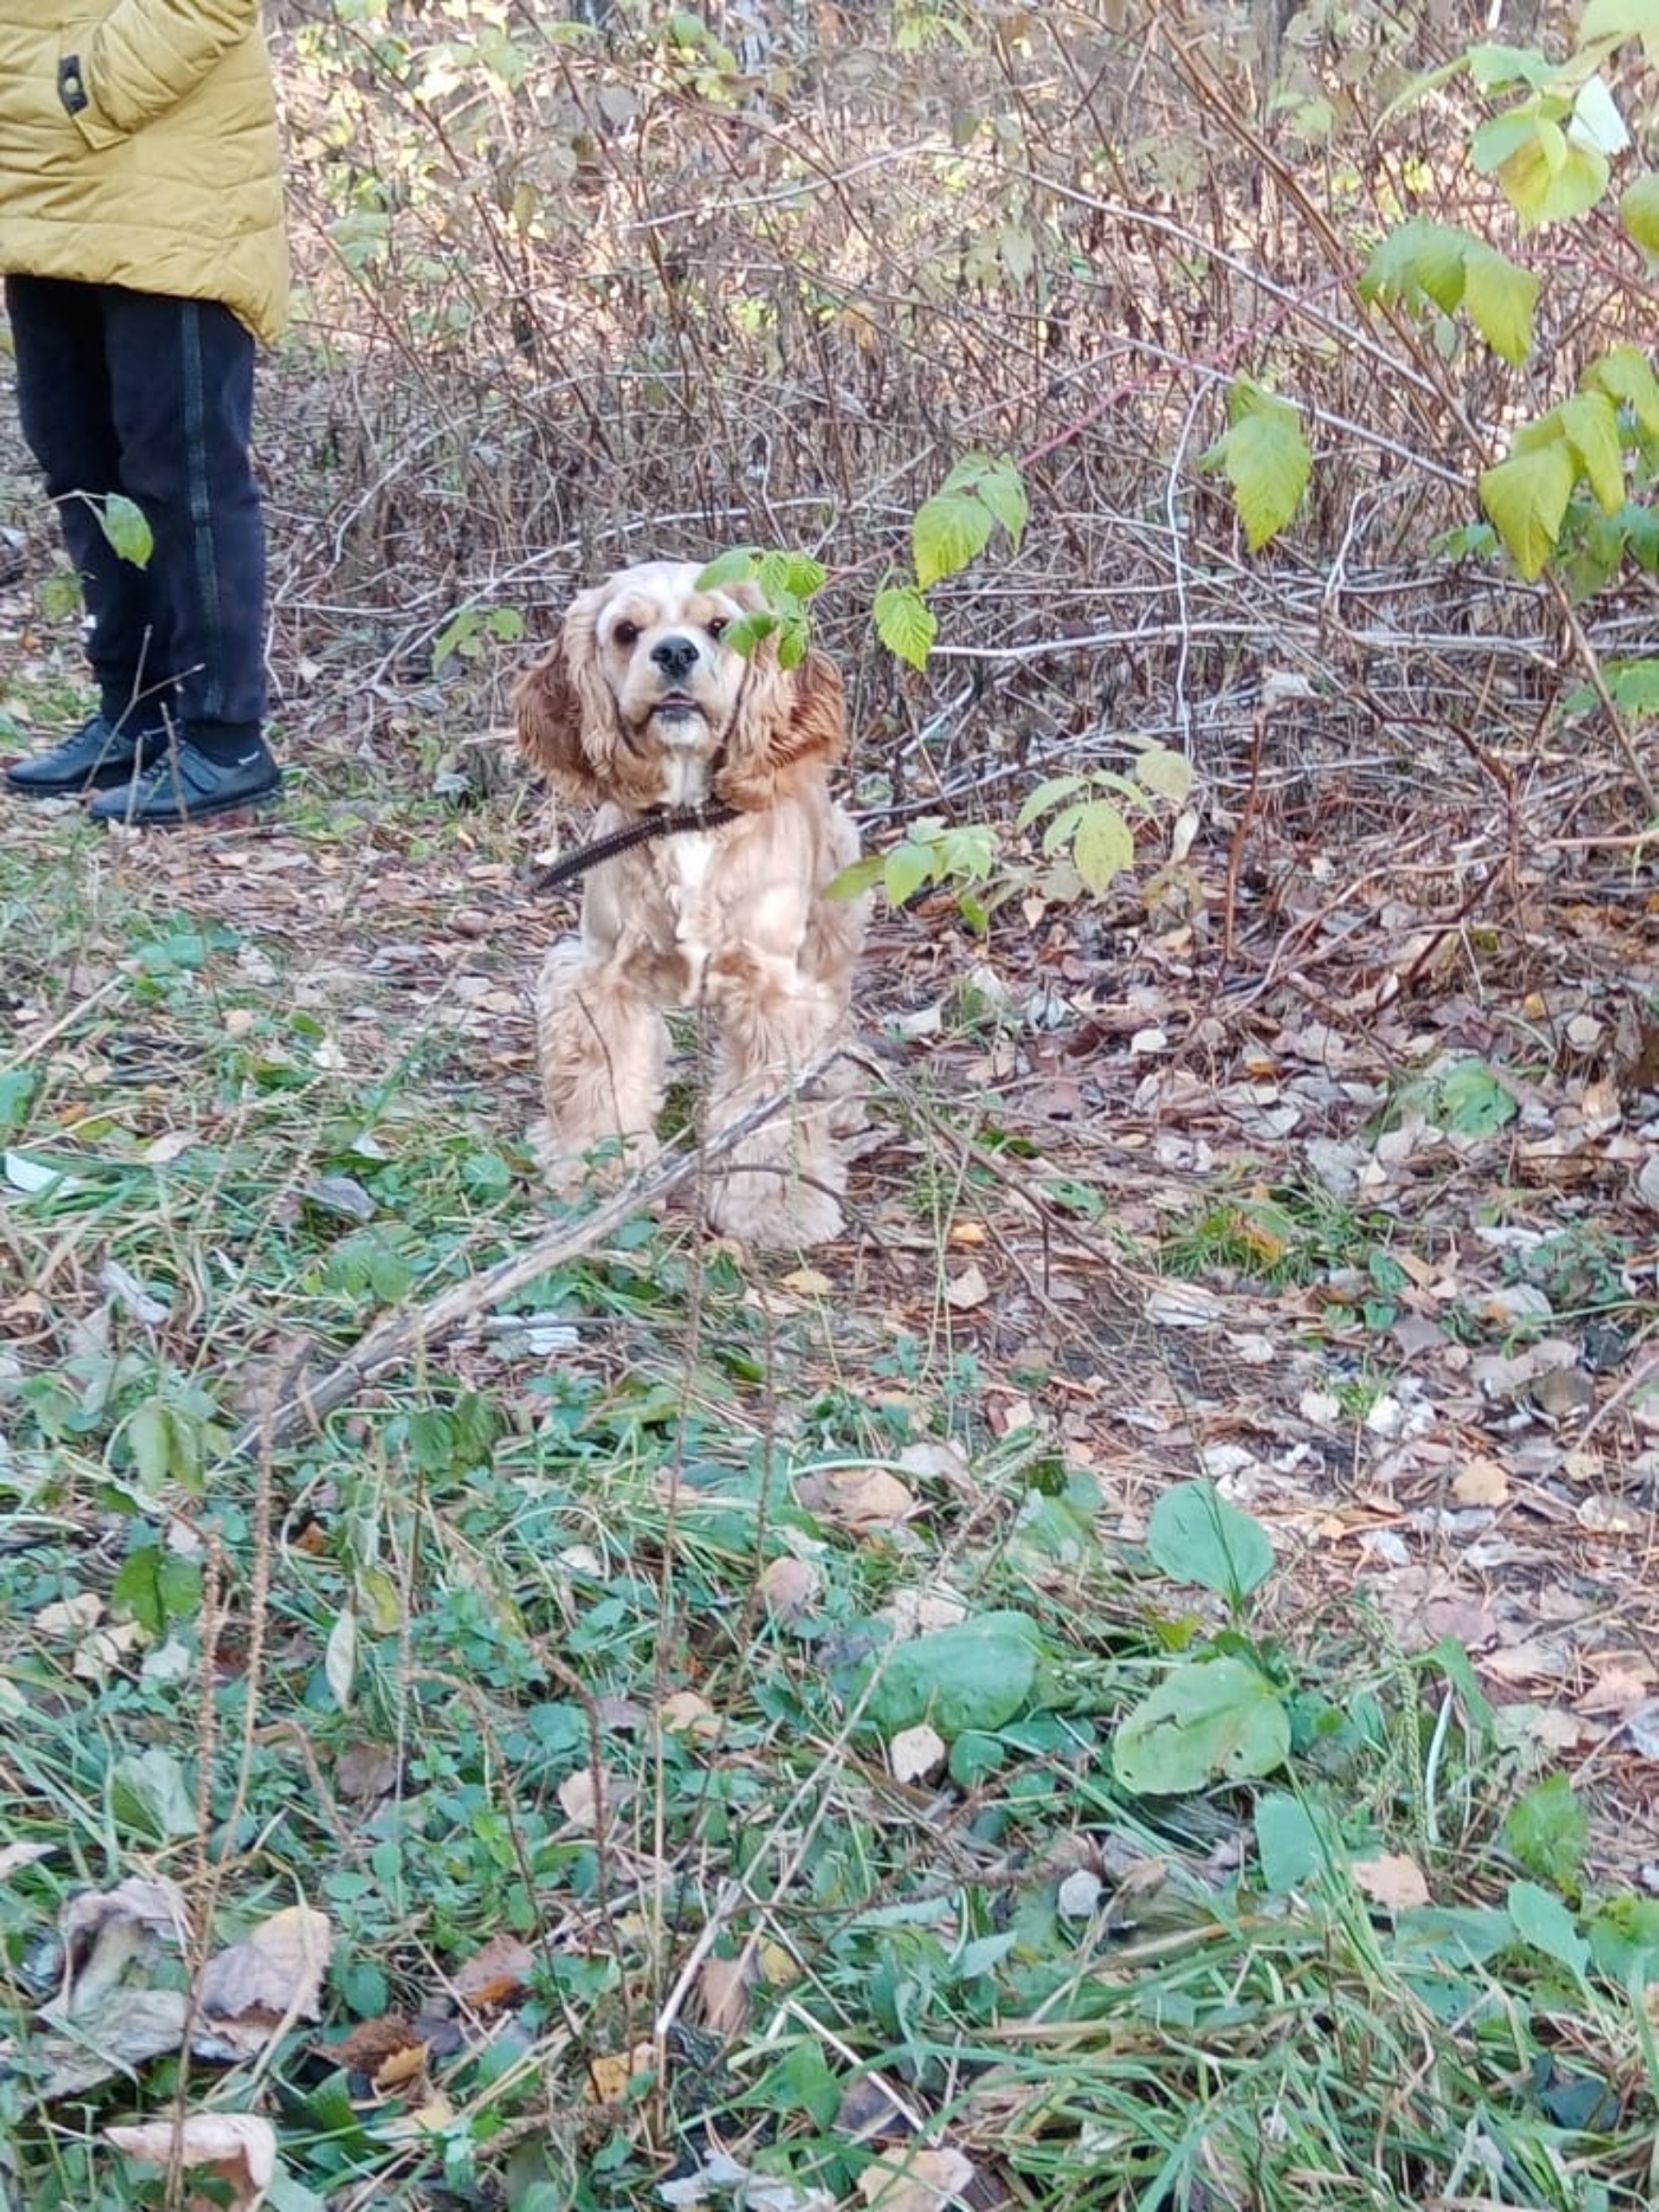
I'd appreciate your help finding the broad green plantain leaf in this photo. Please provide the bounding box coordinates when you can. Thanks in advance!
[857,1610,1046,1741]
[1147,1479,1274,1601]
[1113,1656,1291,1796]
[1478,441,1576,577]
[1507,1878,1592,1990]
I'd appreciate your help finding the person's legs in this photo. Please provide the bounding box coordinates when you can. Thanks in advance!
[4,274,176,736]
[100,286,270,748]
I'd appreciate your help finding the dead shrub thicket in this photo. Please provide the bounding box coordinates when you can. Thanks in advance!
[16,3,1659,835]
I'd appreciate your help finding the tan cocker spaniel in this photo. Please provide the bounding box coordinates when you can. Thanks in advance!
[514,560,868,1247]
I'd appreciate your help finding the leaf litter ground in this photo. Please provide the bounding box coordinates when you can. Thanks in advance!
[2,707,1658,2208]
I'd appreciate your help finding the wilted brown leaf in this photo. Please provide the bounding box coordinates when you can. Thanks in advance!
[856,2143,976,2209]
[759,1554,822,1622]
[795,1465,919,1532]
[588,2040,654,2103]
[451,1931,536,2011]
[1351,1853,1431,1912]
[197,1904,333,2057]
[105,2113,276,2212]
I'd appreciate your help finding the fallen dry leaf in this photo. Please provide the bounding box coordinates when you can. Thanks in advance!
[334,2012,428,2075]
[0,1841,54,1879]
[12,1988,191,2102]
[795,1465,919,1532]
[1452,1457,1510,1507]
[888,1724,947,1786]
[856,2143,976,2210]
[696,1952,756,2037]
[759,1554,822,1622]
[587,2040,654,2103]
[558,1766,626,1829]
[1351,1853,1431,1912]
[450,1931,537,2011]
[197,1904,334,2057]
[106,2113,276,2212]
[943,1263,989,1312]
[658,1689,722,1742]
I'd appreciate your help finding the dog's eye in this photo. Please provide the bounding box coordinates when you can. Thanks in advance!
[706,618,728,640]
[613,621,640,647]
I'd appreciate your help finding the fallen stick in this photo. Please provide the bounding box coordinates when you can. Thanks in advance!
[228,1079,817,1460]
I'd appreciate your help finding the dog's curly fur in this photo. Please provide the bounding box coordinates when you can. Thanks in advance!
[514,560,868,1247]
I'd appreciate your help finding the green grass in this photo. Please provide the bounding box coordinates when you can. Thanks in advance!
[2,823,1657,2212]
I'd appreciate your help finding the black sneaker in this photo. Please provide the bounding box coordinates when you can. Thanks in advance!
[4,713,166,798]
[86,736,283,828]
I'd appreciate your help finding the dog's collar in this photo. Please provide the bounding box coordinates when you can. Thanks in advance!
[532,798,741,893]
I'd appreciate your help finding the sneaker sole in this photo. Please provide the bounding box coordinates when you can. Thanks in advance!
[92,783,284,829]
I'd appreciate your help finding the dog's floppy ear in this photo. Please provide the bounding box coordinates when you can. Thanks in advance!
[715,639,847,812]
[512,589,612,803]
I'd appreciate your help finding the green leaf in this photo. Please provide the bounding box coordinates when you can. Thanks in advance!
[1358,218,1470,314]
[874,583,937,668]
[1071,802,1135,893]
[1580,0,1659,60]
[1471,111,1547,174]
[1437,1058,1520,1134]
[1466,42,1557,92]
[884,840,937,907]
[857,1611,1046,1742]
[1570,73,1629,158]
[1478,441,1576,578]
[126,1399,175,1491]
[111,1746,198,1841]
[1558,391,1625,512]
[1135,744,1194,803]
[696,547,761,588]
[1203,387,1312,550]
[1619,173,1659,259]
[913,487,995,588]
[1497,125,1610,228]
[778,2037,842,2127]
[1147,1478,1274,1602]
[722,610,778,661]
[326,1605,359,1710]
[1503,1775,1590,1886]
[98,493,154,568]
[1460,245,1539,365]
[1015,772,1087,830]
[1255,1790,1325,1893]
[1113,1656,1292,1796]
[965,454,1029,544]
[826,854,886,901]
[113,1546,166,1638]
[1586,342,1659,435]
[1507,1878,1592,1989]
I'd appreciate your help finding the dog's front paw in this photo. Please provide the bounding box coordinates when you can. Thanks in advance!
[711,1173,844,1249]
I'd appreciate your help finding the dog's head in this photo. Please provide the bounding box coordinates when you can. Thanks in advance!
[513,559,846,813]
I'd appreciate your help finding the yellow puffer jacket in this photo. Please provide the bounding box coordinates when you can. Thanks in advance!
[0,0,287,345]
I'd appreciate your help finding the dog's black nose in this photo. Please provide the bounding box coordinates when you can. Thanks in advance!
[651,634,701,683]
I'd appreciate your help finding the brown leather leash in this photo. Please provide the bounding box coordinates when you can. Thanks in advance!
[531,798,742,894]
